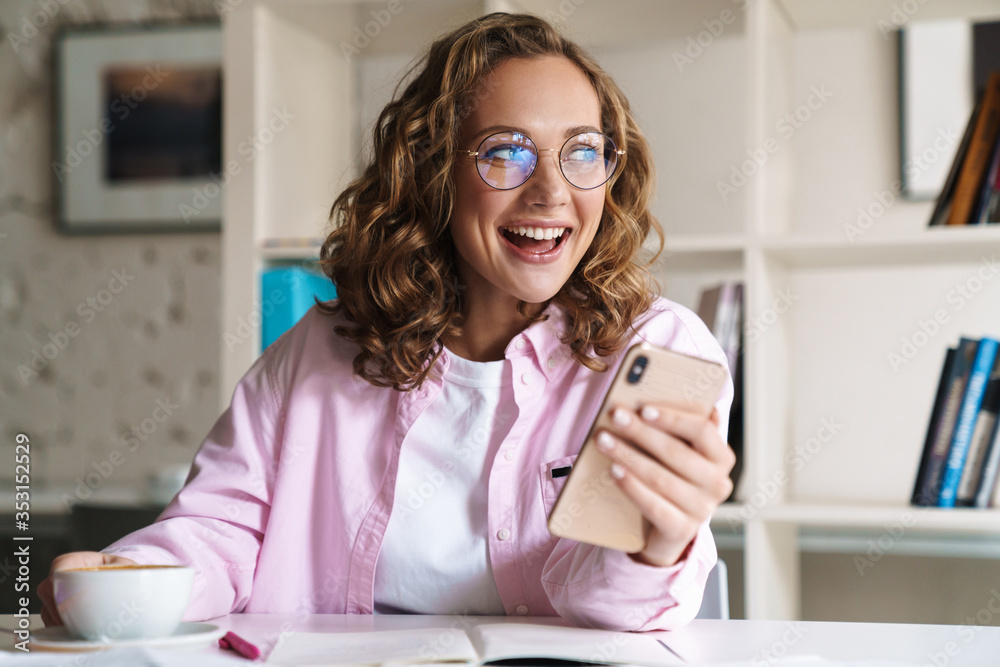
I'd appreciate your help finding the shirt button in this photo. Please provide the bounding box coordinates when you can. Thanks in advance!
[516,605,529,615]
[521,373,532,385]
[504,450,515,462]
[515,338,526,350]
[497,528,511,541]
[547,358,557,369]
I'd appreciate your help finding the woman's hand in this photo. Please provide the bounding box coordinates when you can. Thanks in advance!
[38,552,139,627]
[597,404,735,567]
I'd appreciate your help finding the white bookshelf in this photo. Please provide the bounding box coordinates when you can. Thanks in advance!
[259,244,322,261]
[221,0,1000,620]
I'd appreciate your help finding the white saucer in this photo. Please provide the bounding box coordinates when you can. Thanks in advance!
[30,622,224,651]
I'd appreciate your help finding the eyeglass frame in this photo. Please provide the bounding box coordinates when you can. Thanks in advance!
[456,130,626,191]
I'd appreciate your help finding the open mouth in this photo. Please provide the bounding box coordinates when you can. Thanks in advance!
[499,225,571,255]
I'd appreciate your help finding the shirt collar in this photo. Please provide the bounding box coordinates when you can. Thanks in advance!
[427,302,576,385]
[506,302,574,382]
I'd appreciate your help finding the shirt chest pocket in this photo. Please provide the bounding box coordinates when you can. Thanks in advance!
[538,455,577,517]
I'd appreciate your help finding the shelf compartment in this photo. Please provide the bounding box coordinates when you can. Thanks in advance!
[779,0,1000,30]
[799,529,1000,560]
[761,502,1000,534]
[780,262,1000,504]
[260,243,323,261]
[714,502,1000,559]
[712,502,750,526]
[655,235,746,270]
[758,227,1000,267]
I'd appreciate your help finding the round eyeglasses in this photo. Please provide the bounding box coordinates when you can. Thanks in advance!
[457,131,624,191]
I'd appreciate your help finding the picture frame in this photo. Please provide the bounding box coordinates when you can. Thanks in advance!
[54,22,222,233]
[898,19,1000,201]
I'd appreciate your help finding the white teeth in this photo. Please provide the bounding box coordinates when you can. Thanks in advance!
[504,226,566,240]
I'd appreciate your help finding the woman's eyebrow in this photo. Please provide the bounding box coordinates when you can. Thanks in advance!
[473,124,529,139]
[564,124,602,137]
[471,124,603,142]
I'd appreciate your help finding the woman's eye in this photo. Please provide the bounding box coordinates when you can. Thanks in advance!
[485,144,531,163]
[565,146,599,163]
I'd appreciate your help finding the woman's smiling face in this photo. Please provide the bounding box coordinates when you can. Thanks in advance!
[450,55,607,313]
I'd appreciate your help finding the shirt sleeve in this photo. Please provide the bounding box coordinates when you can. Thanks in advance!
[540,522,717,631]
[540,301,733,631]
[102,346,283,621]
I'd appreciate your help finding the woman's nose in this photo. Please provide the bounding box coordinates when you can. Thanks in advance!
[522,149,570,206]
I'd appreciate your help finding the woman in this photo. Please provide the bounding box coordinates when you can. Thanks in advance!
[40,12,734,631]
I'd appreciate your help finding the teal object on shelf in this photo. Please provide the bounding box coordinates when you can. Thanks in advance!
[260,267,338,351]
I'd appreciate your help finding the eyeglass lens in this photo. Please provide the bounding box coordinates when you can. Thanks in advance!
[474,132,619,190]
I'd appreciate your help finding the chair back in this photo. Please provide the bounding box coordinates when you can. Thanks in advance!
[69,503,164,552]
[695,559,729,620]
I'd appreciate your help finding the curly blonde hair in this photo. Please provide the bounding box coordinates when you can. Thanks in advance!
[319,12,662,390]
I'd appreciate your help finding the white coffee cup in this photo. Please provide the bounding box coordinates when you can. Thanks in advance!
[53,565,194,641]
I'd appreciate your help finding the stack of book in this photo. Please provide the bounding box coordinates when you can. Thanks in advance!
[696,283,742,375]
[696,282,744,501]
[260,266,338,351]
[929,71,1000,227]
[911,336,1000,508]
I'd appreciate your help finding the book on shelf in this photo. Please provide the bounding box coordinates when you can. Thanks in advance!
[911,338,981,506]
[937,337,1000,508]
[266,623,682,666]
[928,101,981,226]
[696,282,742,387]
[911,347,958,505]
[260,237,324,248]
[944,71,1000,227]
[968,362,1000,507]
[955,353,998,504]
[696,282,743,501]
[973,126,1000,224]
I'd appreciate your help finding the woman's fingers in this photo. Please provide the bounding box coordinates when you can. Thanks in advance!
[597,403,736,567]
[600,404,735,516]
[38,552,139,626]
[596,430,711,519]
[38,576,58,627]
[606,406,728,485]
[604,458,700,567]
[636,405,735,467]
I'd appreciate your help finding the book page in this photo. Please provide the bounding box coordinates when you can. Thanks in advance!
[469,623,683,666]
[267,627,478,666]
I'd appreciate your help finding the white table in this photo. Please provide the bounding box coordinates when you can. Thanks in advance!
[4,614,1000,665]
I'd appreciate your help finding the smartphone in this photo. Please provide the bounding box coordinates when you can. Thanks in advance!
[547,343,727,552]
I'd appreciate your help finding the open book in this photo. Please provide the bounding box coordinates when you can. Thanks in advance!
[267,622,683,666]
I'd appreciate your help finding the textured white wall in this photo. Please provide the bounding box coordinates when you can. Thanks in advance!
[0,0,222,492]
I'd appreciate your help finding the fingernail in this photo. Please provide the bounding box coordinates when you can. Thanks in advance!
[641,405,660,421]
[612,408,632,427]
[597,431,615,452]
[610,463,626,479]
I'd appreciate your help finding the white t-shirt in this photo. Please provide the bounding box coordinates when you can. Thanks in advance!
[373,350,514,614]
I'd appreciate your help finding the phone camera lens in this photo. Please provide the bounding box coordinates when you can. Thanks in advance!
[627,356,648,384]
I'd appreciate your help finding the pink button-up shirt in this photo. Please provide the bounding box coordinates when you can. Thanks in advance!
[105,296,732,631]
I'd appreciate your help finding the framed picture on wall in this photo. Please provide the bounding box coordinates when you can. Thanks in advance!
[899,19,1000,201]
[54,22,222,233]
